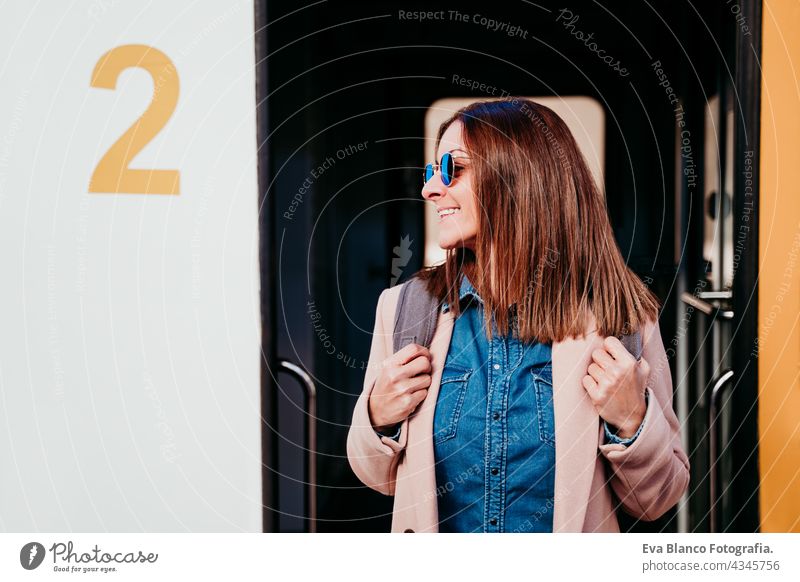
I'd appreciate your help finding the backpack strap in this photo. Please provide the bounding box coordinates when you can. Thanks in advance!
[392,274,644,361]
[619,330,643,361]
[392,276,440,353]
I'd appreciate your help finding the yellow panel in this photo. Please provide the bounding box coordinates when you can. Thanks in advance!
[759,0,800,533]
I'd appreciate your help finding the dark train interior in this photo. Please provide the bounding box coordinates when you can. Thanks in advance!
[257,0,760,532]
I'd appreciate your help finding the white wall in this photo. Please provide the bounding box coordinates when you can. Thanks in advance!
[0,1,261,531]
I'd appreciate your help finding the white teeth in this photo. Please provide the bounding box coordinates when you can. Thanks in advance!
[438,208,461,217]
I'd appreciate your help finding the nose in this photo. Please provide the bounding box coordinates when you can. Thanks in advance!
[421,170,446,201]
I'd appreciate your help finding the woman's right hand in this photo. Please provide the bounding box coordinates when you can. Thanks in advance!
[368,343,432,433]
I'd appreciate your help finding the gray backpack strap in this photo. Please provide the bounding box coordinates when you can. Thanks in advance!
[392,276,440,353]
[619,330,643,361]
[393,277,643,359]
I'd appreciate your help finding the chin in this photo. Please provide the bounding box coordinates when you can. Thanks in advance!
[437,235,459,250]
[438,237,473,251]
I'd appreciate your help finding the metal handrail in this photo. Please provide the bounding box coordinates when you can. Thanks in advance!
[709,369,734,533]
[278,359,317,533]
[680,291,734,320]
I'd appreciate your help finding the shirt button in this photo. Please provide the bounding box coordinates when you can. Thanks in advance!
[489,518,498,526]
[493,364,500,370]
[491,467,499,475]
[492,412,500,420]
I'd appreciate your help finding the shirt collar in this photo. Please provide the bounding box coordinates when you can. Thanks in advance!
[441,273,484,313]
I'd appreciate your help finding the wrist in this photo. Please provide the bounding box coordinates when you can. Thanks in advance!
[614,396,648,438]
[615,419,641,439]
[367,399,387,432]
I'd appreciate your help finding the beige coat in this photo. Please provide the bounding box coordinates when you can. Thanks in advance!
[347,283,690,532]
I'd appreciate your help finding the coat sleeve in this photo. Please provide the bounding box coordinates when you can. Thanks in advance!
[346,288,410,496]
[597,318,690,521]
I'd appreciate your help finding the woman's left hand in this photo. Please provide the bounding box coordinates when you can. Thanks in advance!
[582,336,651,439]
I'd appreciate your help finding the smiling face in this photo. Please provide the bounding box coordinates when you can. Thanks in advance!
[422,121,479,251]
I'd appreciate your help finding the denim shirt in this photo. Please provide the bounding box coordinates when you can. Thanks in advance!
[373,275,644,532]
[432,274,556,532]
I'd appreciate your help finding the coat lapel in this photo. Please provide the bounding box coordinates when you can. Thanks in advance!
[406,308,455,531]
[551,319,604,531]
[408,304,602,532]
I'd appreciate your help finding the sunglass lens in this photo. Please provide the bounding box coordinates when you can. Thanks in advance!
[424,163,434,184]
[441,152,454,186]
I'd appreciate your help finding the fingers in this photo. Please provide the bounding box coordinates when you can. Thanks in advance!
[405,354,433,377]
[410,386,429,406]
[581,373,598,394]
[590,347,615,370]
[603,335,635,363]
[382,346,433,395]
[594,337,639,382]
[400,374,432,393]
[393,342,432,366]
[380,344,431,378]
[385,354,432,387]
[638,356,650,376]
[587,362,608,385]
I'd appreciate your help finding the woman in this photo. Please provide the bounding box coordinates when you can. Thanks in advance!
[346,99,689,533]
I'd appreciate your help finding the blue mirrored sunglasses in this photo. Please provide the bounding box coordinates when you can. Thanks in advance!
[423,151,455,186]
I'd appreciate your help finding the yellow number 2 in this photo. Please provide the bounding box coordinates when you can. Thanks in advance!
[90,45,180,195]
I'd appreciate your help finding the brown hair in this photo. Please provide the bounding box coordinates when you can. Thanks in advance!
[415,98,660,343]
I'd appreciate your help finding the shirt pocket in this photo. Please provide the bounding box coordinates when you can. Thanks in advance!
[433,364,474,445]
[531,364,556,447]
